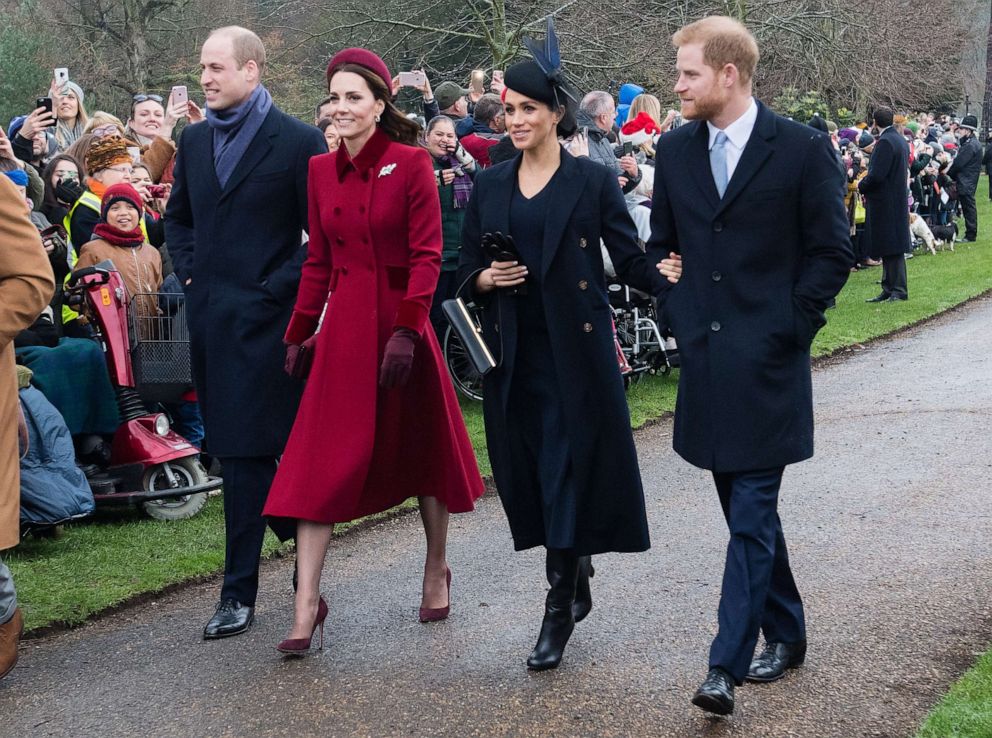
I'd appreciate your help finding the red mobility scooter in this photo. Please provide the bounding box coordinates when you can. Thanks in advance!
[65,262,221,520]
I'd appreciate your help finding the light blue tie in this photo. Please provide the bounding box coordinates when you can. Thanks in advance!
[710,131,729,198]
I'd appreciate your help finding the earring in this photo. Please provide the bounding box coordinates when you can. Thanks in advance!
[375,114,381,123]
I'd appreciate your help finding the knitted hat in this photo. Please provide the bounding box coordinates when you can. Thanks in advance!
[100,183,143,220]
[60,80,85,104]
[960,114,978,131]
[857,132,875,150]
[619,112,661,146]
[326,48,392,93]
[435,81,469,111]
[85,135,132,173]
[838,127,859,143]
[2,169,29,187]
[826,120,838,133]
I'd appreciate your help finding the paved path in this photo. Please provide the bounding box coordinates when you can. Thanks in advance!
[3,298,992,738]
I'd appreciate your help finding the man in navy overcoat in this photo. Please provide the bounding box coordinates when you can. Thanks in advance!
[165,26,326,639]
[647,17,852,714]
[859,107,911,302]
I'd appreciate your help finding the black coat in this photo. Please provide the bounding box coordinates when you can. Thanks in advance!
[165,106,326,456]
[647,101,852,473]
[457,149,666,555]
[948,133,982,195]
[858,127,911,257]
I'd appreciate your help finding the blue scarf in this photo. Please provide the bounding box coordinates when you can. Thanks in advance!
[206,85,273,188]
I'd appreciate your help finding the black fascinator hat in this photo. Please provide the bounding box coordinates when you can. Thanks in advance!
[504,17,578,137]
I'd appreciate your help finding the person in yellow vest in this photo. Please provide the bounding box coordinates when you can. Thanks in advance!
[65,135,162,254]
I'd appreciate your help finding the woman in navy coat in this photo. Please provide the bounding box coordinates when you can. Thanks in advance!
[458,56,677,671]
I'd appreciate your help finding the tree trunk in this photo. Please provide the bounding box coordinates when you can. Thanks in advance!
[983,2,992,132]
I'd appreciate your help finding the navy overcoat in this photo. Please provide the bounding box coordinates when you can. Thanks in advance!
[858,126,911,257]
[458,149,666,555]
[647,101,852,473]
[165,106,327,456]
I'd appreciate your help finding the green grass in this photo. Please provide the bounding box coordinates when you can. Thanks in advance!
[917,650,992,738]
[8,189,992,635]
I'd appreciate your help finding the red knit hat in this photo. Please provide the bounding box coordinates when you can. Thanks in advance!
[100,183,143,221]
[619,112,662,147]
[326,48,392,92]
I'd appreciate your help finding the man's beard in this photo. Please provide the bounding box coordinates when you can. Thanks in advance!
[681,88,727,122]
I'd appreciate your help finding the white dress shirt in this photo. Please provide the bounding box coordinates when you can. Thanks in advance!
[707,97,759,183]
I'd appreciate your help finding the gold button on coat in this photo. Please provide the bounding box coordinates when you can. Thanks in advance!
[583,323,593,332]
[578,280,588,290]
[579,237,587,248]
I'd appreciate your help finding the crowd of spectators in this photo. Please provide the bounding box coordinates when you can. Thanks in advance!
[0,65,987,516]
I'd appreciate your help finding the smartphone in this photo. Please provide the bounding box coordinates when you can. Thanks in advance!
[398,71,426,88]
[60,170,78,182]
[470,69,485,94]
[170,85,188,105]
[54,68,69,90]
[35,97,55,125]
[491,70,504,87]
[622,141,633,156]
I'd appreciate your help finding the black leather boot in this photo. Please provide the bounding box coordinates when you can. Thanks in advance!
[527,549,579,671]
[572,556,594,623]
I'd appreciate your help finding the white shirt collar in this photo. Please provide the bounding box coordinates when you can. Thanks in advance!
[707,97,758,151]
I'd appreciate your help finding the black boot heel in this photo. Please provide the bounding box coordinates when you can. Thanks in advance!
[572,556,594,623]
[527,549,579,670]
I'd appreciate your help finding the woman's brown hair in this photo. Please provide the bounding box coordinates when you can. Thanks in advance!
[331,64,421,146]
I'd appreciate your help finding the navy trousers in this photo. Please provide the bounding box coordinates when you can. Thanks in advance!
[218,456,293,605]
[708,467,806,683]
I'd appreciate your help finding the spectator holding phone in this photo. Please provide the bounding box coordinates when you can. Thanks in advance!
[576,91,641,194]
[40,154,81,226]
[126,91,200,184]
[424,115,476,339]
[459,93,505,169]
[53,81,89,152]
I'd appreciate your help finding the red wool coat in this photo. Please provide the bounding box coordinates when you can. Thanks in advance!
[263,129,484,524]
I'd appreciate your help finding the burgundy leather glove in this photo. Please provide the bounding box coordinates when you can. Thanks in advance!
[284,333,318,381]
[379,328,418,389]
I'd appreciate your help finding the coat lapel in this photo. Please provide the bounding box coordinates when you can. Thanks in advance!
[685,120,720,211]
[541,149,585,278]
[487,152,519,239]
[218,108,280,201]
[715,102,776,217]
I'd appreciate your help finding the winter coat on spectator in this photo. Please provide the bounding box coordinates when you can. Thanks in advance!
[858,126,911,257]
[0,176,55,550]
[947,133,982,196]
[460,119,502,168]
[575,110,640,194]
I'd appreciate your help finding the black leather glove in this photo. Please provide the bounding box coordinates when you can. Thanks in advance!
[55,179,83,206]
[379,328,418,389]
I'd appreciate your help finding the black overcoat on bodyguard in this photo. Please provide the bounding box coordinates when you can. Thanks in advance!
[165,107,327,457]
[457,149,666,555]
[647,101,852,473]
[858,126,911,257]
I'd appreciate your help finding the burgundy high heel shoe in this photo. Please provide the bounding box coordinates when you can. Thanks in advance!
[419,567,451,623]
[276,596,328,655]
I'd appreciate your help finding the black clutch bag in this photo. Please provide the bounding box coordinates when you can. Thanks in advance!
[441,296,497,376]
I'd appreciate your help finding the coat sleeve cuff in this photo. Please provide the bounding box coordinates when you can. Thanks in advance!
[284,311,319,345]
[394,299,429,334]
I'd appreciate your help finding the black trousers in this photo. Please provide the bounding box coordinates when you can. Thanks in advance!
[958,191,978,240]
[709,467,806,684]
[881,254,908,299]
[429,269,458,343]
[218,456,293,605]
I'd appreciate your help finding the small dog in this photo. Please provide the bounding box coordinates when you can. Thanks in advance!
[909,213,938,255]
[928,220,957,252]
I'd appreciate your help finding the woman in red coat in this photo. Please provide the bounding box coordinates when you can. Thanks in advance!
[263,49,485,655]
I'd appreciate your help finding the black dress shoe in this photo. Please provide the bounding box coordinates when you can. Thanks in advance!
[691,668,735,715]
[203,599,254,640]
[885,294,908,302]
[572,556,594,623]
[746,640,807,683]
[866,293,891,303]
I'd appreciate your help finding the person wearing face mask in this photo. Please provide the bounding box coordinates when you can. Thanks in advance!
[165,26,327,641]
[947,114,981,242]
[262,48,484,658]
[457,21,679,672]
